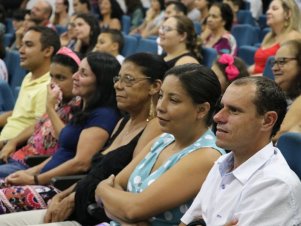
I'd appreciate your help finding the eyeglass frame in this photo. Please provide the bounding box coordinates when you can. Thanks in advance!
[113,75,152,87]
[270,57,297,68]
[158,25,177,33]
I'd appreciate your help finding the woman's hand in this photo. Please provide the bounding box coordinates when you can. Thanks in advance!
[145,8,156,22]
[44,192,75,223]
[95,174,115,201]
[0,141,17,163]
[47,83,62,110]
[95,175,115,211]
[5,170,35,185]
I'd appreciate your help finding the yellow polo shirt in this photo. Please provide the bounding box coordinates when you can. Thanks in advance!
[0,72,50,140]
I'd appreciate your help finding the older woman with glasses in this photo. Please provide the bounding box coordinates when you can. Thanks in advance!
[158,15,202,69]
[271,40,301,141]
[271,40,301,105]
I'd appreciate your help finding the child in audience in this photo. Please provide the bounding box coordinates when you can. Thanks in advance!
[211,53,249,93]
[93,29,125,64]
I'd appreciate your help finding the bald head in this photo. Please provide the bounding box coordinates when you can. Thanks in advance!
[31,0,53,23]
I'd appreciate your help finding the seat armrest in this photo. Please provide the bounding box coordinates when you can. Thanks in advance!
[50,174,86,190]
[187,219,206,226]
[24,155,50,167]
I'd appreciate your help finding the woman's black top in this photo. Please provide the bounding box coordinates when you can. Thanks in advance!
[72,116,145,225]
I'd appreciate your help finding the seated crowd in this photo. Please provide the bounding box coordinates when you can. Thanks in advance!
[0,0,300,225]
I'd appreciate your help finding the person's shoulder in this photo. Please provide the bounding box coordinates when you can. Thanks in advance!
[91,106,119,117]
[286,30,301,40]
[175,55,199,66]
[257,149,301,189]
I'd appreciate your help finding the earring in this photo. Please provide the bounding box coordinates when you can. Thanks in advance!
[147,96,156,122]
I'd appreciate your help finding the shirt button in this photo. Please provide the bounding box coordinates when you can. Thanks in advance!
[221,184,225,189]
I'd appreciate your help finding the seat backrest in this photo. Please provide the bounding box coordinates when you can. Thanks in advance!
[0,80,15,111]
[237,10,255,26]
[5,50,27,98]
[122,15,131,35]
[135,38,158,54]
[201,47,217,68]
[237,45,258,66]
[277,132,301,179]
[121,35,138,57]
[242,1,251,10]
[259,27,271,43]
[5,18,14,34]
[231,24,258,47]
[3,33,14,47]
[193,21,202,35]
[263,56,274,80]
[258,15,267,29]
[55,25,67,36]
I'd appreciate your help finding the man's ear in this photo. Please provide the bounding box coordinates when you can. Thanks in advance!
[149,79,162,96]
[111,42,119,53]
[43,46,54,58]
[262,111,278,132]
[196,102,210,120]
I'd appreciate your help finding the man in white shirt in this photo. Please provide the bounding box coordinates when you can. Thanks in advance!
[181,77,301,226]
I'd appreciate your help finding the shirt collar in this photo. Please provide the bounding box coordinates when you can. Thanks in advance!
[218,142,276,184]
[26,72,50,85]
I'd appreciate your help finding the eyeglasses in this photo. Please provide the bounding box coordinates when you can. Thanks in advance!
[159,25,176,33]
[113,75,151,87]
[271,57,297,68]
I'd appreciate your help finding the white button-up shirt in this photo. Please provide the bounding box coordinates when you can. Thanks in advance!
[181,142,301,226]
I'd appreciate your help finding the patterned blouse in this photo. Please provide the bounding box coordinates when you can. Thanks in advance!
[11,96,81,164]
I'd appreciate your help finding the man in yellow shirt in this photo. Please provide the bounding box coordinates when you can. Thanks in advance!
[0,26,61,143]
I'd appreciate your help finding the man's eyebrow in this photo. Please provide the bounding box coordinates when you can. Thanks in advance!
[227,104,244,112]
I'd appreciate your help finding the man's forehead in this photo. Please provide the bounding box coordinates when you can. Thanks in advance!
[222,83,256,104]
[23,31,41,41]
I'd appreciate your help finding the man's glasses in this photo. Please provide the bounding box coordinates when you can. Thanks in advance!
[271,57,297,68]
[113,75,151,87]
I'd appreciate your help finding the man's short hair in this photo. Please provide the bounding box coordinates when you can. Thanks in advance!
[27,26,61,57]
[102,28,124,53]
[232,77,287,137]
[166,1,188,15]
